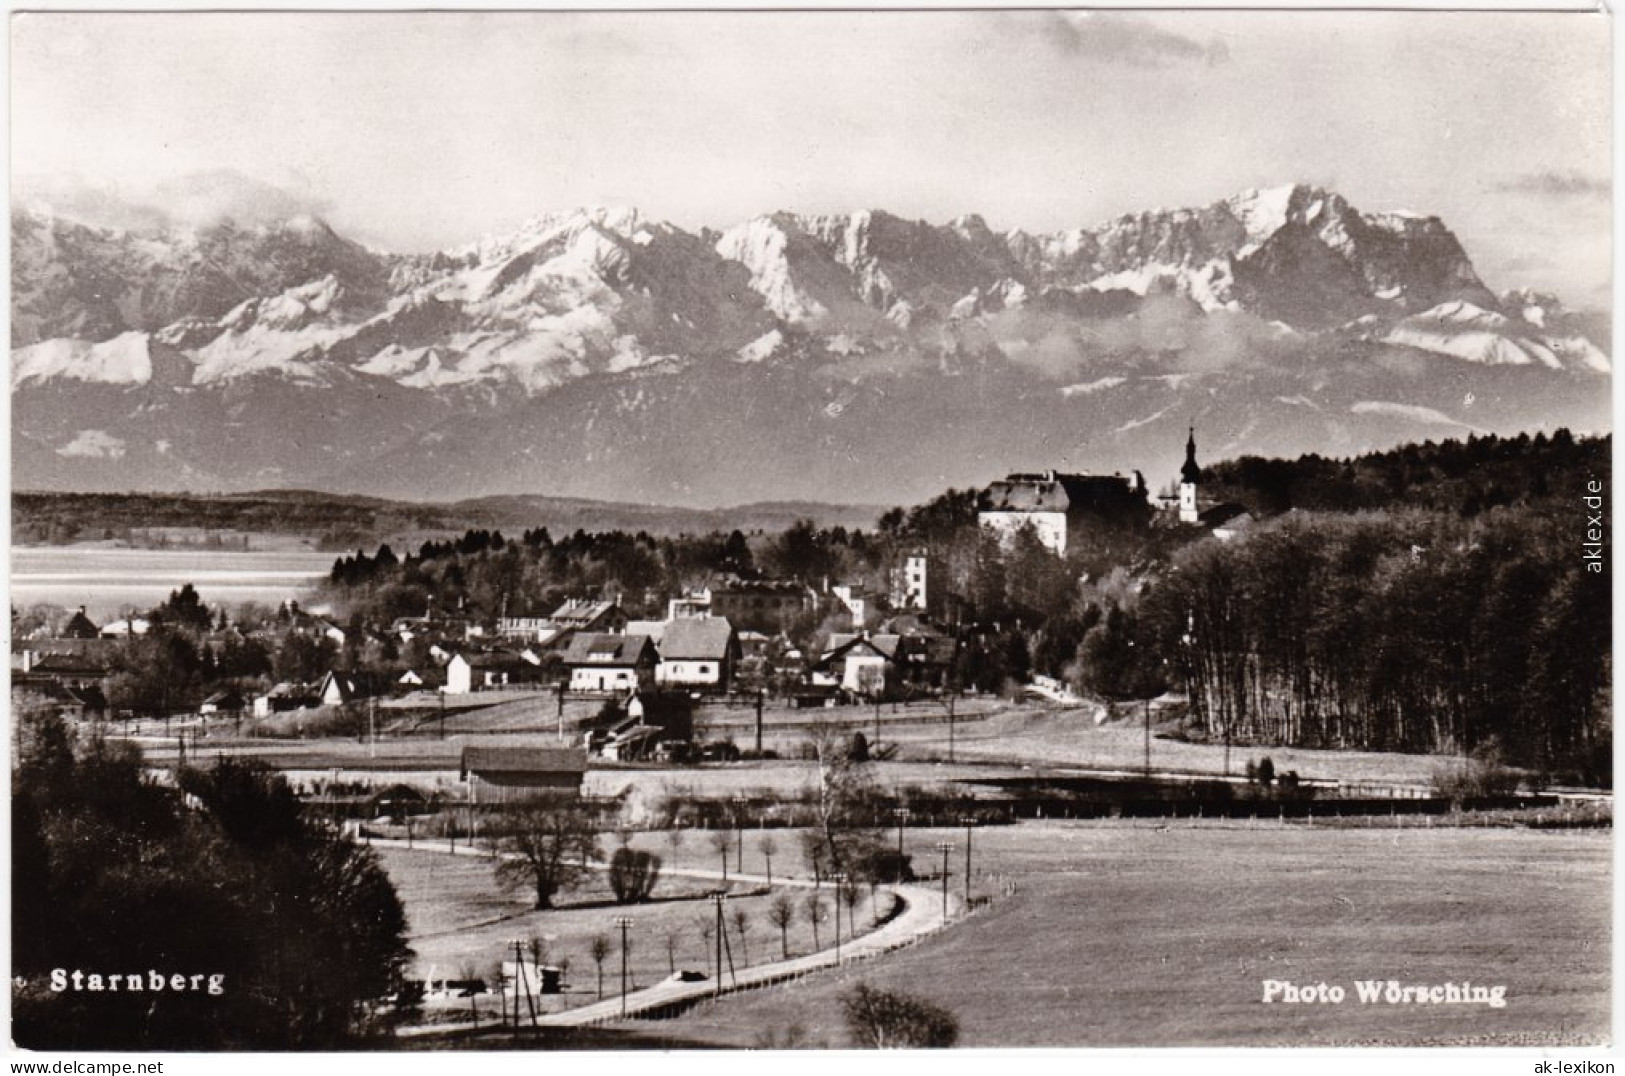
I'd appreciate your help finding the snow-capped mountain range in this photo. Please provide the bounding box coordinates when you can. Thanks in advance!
[12,181,1610,505]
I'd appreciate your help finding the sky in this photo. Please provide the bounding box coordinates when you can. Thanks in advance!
[10,9,1612,306]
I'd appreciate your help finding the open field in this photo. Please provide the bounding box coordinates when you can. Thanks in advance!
[379,845,896,1023]
[638,821,1610,1048]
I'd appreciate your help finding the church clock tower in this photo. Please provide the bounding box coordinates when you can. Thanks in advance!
[1179,426,1202,525]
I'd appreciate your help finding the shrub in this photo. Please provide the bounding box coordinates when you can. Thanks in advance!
[841,983,959,1048]
[607,847,662,904]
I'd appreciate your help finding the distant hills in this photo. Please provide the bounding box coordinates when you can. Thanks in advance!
[10,489,886,547]
[12,177,1609,505]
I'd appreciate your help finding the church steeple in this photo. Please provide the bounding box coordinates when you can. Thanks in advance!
[1178,426,1201,524]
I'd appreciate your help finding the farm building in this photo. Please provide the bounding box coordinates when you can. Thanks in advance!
[460,744,589,801]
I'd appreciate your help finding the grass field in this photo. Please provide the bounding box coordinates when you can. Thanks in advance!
[379,845,896,1022]
[636,821,1610,1048]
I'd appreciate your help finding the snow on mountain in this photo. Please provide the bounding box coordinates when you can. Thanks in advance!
[1380,300,1609,372]
[11,180,1610,501]
[13,331,156,388]
[1350,400,1483,431]
[1060,376,1127,397]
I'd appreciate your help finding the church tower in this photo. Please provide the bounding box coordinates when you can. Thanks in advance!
[1179,426,1202,525]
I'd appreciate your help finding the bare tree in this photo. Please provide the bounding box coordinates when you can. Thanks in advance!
[768,894,796,959]
[708,828,732,880]
[760,832,778,887]
[489,795,602,910]
[732,907,751,965]
[663,926,680,976]
[803,893,824,950]
[589,933,611,1000]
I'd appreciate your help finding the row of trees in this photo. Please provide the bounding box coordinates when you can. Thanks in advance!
[323,519,904,627]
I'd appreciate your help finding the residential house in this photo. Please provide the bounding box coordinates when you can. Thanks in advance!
[61,607,100,639]
[818,626,957,697]
[200,689,247,715]
[319,670,384,707]
[253,682,318,717]
[444,650,532,695]
[652,616,739,693]
[560,633,658,694]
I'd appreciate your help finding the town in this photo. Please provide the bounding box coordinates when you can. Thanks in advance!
[12,430,1611,1049]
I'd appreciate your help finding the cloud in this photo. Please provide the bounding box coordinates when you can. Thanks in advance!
[56,429,127,459]
[1018,12,1229,68]
[986,293,1290,379]
[1495,170,1609,200]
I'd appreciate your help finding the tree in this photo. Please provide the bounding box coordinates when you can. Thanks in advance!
[590,934,611,1000]
[803,893,824,950]
[768,894,796,959]
[708,827,732,880]
[151,583,213,634]
[842,983,960,1048]
[608,847,662,904]
[663,927,681,976]
[13,731,411,1049]
[732,907,751,965]
[489,796,602,909]
[759,832,778,886]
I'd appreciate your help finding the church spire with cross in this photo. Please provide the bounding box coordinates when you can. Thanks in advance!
[1179,426,1201,524]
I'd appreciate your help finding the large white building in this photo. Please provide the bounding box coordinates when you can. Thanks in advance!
[979,470,1150,556]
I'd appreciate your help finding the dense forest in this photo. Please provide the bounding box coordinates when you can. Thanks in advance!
[1202,428,1605,516]
[12,703,411,1047]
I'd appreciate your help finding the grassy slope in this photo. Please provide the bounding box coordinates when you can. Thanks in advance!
[649,823,1610,1048]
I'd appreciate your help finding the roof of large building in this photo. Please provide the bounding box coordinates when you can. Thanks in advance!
[657,617,736,660]
[462,744,589,776]
[559,632,656,666]
[982,471,1138,515]
[549,599,623,627]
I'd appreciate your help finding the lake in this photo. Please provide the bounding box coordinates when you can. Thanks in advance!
[10,545,339,620]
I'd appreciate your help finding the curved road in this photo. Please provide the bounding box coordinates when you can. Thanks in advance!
[384,837,967,1038]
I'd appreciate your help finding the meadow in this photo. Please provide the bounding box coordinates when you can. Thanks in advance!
[633,822,1611,1048]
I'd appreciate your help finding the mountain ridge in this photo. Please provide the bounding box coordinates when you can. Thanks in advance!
[12,179,1610,505]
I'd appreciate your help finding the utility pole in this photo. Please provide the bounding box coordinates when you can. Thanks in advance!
[732,795,747,874]
[935,841,954,921]
[961,816,975,907]
[894,807,911,874]
[710,892,726,997]
[439,689,446,740]
[947,692,956,763]
[833,873,845,962]
[614,916,634,1018]
[1144,697,1152,777]
[755,689,764,755]
[557,680,566,743]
